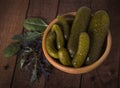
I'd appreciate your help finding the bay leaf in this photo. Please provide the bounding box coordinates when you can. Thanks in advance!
[23,32,41,41]
[12,34,23,41]
[19,47,33,69]
[30,56,37,84]
[23,18,48,32]
[12,32,42,42]
[3,42,20,58]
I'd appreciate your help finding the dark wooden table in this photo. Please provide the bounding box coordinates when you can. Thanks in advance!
[0,0,120,88]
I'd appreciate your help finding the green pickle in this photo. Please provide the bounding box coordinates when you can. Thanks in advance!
[72,32,90,68]
[64,15,74,25]
[46,31,59,59]
[57,16,70,40]
[64,15,75,29]
[67,6,91,57]
[46,8,110,68]
[58,48,72,66]
[85,10,109,65]
[52,24,64,49]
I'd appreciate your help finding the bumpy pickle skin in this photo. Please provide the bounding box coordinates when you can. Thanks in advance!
[64,15,75,29]
[64,15,75,25]
[46,31,59,59]
[52,24,65,49]
[85,10,110,65]
[72,32,90,68]
[57,16,70,40]
[58,48,72,66]
[67,6,91,58]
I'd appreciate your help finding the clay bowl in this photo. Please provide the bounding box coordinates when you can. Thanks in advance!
[42,12,112,74]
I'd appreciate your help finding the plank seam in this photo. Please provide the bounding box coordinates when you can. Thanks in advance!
[118,52,120,88]
[10,0,31,88]
[44,0,60,87]
[80,0,92,88]
[55,0,60,17]
[79,75,82,88]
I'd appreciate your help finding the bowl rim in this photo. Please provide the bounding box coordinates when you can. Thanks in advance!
[42,12,112,74]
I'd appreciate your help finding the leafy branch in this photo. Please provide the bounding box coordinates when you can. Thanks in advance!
[3,18,52,85]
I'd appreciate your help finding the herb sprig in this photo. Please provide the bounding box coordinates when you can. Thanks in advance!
[3,18,52,84]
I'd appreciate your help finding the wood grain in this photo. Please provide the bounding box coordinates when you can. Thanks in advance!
[81,0,120,88]
[0,0,120,88]
[27,0,59,23]
[108,0,120,88]
[11,0,59,88]
[45,0,91,88]
[0,0,29,88]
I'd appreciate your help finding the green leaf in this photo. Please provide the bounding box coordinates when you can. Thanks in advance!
[12,34,23,41]
[24,32,41,41]
[19,58,26,69]
[3,42,20,58]
[30,56,38,84]
[23,18,48,32]
[19,47,33,69]
[12,32,42,42]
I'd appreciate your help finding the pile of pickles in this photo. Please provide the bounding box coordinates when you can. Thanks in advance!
[45,6,109,68]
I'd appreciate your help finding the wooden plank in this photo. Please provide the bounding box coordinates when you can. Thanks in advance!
[11,0,59,88]
[107,0,120,88]
[81,0,120,88]
[45,0,91,88]
[27,0,59,23]
[0,0,29,88]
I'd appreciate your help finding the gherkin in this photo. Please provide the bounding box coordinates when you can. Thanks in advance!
[52,24,65,49]
[72,32,90,67]
[46,31,59,59]
[85,10,109,65]
[58,48,72,66]
[67,6,91,58]
[57,16,70,40]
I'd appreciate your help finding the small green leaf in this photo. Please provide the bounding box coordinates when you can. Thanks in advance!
[12,32,42,42]
[19,58,26,69]
[23,18,48,32]
[3,42,20,58]
[19,47,33,69]
[24,32,41,41]
[30,56,37,84]
[12,34,23,41]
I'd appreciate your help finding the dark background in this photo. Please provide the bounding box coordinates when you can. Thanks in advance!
[0,0,120,88]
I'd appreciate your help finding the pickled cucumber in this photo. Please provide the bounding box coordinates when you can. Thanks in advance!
[72,32,90,67]
[64,15,75,28]
[67,6,91,57]
[58,48,72,66]
[46,31,59,59]
[57,16,70,40]
[85,10,109,65]
[52,24,64,49]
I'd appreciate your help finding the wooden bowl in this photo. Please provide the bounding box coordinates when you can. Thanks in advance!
[42,12,112,74]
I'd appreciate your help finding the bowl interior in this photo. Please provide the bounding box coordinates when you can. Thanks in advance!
[42,12,112,74]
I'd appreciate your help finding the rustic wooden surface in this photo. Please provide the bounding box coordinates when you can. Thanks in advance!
[0,0,120,88]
